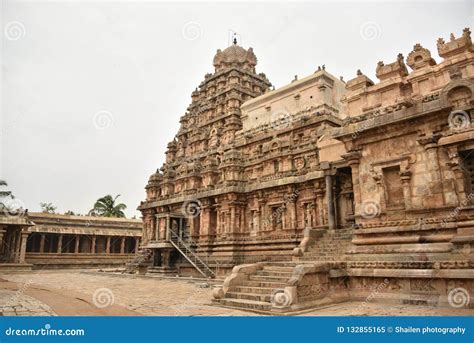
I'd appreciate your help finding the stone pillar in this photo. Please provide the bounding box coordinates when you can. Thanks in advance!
[230,206,236,234]
[18,230,29,264]
[418,134,444,204]
[91,236,96,254]
[258,198,267,232]
[325,174,336,230]
[166,215,171,240]
[188,215,195,237]
[400,170,412,210]
[14,229,21,262]
[106,236,111,254]
[74,236,80,253]
[155,215,162,241]
[0,227,5,254]
[315,188,326,226]
[57,234,63,253]
[7,231,15,261]
[199,205,210,239]
[341,150,363,222]
[134,237,140,253]
[162,249,171,268]
[120,237,126,254]
[446,147,469,205]
[288,199,297,230]
[39,234,46,253]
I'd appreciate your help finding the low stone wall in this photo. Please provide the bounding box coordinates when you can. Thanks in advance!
[272,262,349,313]
[26,253,135,269]
[213,260,473,313]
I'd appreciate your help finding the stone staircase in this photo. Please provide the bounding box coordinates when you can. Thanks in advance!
[213,229,353,313]
[298,228,353,261]
[122,248,152,274]
[169,228,215,278]
[214,263,295,312]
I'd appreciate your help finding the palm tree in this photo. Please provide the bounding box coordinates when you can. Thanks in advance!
[89,194,127,218]
[40,202,57,213]
[0,180,12,199]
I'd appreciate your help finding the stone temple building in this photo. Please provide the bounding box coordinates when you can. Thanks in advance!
[138,29,473,312]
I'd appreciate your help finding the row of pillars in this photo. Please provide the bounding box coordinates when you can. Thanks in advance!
[0,227,29,264]
[27,233,140,254]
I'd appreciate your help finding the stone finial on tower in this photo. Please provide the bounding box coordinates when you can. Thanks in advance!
[406,43,436,70]
[437,27,472,59]
[212,43,258,72]
[376,53,408,81]
[345,70,374,91]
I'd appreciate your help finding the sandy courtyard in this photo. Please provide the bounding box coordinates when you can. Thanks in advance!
[0,271,472,317]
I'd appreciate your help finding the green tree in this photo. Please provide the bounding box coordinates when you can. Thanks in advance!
[89,194,127,218]
[0,180,12,199]
[40,202,57,214]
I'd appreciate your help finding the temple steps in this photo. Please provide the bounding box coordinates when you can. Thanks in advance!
[225,292,272,302]
[241,280,287,288]
[256,270,294,277]
[296,228,353,262]
[214,263,294,312]
[249,275,289,282]
[229,286,275,294]
[216,298,272,311]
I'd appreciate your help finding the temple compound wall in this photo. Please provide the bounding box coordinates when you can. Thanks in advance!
[0,212,142,270]
[139,29,473,310]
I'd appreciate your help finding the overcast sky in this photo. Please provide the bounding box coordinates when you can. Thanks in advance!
[1,0,472,217]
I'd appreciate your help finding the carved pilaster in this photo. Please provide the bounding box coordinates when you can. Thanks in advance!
[400,170,412,210]
[446,146,469,205]
[342,149,362,218]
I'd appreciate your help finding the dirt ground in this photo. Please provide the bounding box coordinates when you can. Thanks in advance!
[1,271,473,316]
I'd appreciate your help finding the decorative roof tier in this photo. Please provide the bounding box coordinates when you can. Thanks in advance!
[376,53,409,81]
[345,70,374,91]
[213,40,258,72]
[437,28,473,59]
[406,44,436,70]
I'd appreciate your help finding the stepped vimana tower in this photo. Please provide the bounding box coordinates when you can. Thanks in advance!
[138,30,473,312]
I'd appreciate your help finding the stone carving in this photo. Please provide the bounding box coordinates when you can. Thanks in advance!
[406,44,436,70]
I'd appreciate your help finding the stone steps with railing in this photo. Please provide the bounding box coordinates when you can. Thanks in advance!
[213,264,295,312]
[122,248,152,274]
[169,228,215,278]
